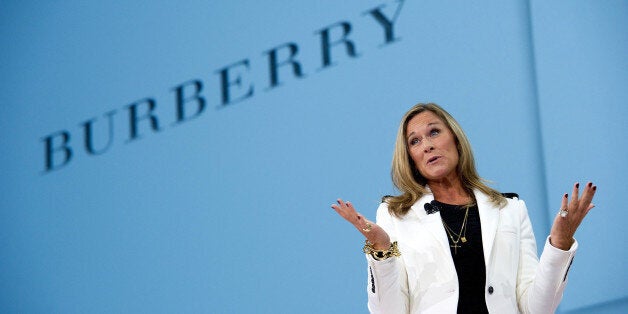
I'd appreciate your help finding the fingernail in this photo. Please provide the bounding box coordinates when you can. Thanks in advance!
[593,186,597,191]
[575,183,579,188]
[587,182,593,187]
[564,193,568,198]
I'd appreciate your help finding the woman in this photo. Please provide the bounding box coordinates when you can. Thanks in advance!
[331,103,596,314]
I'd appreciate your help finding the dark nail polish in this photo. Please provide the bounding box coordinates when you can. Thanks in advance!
[588,182,593,187]
[593,186,597,191]
[564,193,568,198]
[575,183,579,188]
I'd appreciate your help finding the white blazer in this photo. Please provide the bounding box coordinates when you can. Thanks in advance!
[366,190,577,314]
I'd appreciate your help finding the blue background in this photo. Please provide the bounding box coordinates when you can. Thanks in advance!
[1,0,626,313]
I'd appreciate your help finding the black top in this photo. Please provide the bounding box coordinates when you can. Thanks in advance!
[433,200,489,314]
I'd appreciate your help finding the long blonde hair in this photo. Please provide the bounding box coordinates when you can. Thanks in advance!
[387,103,506,217]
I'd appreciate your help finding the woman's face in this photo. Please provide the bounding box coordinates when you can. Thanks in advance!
[406,111,459,183]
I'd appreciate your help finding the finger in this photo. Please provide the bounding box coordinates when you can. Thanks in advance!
[559,193,568,218]
[332,199,348,212]
[332,199,356,218]
[575,184,594,217]
[572,182,579,201]
[570,182,580,209]
[331,204,344,215]
[572,201,596,231]
[580,182,596,206]
[331,204,352,221]
[338,199,354,212]
[345,201,361,215]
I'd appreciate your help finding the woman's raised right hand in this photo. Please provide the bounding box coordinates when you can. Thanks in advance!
[331,198,391,250]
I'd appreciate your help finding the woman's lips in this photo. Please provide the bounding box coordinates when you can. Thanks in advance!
[427,156,440,164]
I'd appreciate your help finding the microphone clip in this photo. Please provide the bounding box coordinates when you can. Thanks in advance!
[424,201,440,215]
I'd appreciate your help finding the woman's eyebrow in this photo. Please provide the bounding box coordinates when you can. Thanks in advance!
[407,121,443,139]
[408,122,441,135]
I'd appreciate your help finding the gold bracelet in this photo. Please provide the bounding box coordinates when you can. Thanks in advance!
[363,240,400,261]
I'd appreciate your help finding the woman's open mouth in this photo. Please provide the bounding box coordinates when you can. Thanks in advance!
[427,156,440,164]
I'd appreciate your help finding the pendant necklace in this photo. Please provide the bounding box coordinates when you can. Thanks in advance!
[441,206,469,255]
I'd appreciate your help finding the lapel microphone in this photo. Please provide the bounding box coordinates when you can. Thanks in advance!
[424,201,440,214]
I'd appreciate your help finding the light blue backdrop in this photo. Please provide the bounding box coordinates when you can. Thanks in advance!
[1,1,626,313]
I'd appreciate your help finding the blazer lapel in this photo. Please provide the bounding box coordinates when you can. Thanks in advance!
[475,190,500,269]
[410,196,452,259]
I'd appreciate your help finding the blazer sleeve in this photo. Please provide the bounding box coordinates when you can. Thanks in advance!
[515,200,577,314]
[365,202,410,314]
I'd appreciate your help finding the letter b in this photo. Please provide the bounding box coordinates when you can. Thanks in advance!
[42,130,72,172]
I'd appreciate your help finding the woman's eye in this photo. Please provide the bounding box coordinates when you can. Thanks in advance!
[430,129,440,136]
[410,138,420,145]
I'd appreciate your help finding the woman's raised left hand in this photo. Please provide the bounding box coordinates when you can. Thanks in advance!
[549,182,597,250]
[331,199,391,250]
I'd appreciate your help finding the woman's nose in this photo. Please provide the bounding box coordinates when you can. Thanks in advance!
[422,139,434,152]
[423,142,434,153]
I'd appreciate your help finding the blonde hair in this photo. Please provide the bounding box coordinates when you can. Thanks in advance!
[387,103,506,217]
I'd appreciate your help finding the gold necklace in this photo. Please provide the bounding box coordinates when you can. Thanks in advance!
[440,206,469,255]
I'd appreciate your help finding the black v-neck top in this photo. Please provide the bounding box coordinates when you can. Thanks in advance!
[433,200,489,314]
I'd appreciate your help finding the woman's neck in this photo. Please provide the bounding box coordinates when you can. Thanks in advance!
[428,177,472,205]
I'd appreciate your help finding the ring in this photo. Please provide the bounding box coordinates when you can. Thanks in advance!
[559,208,568,218]
[362,223,372,232]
